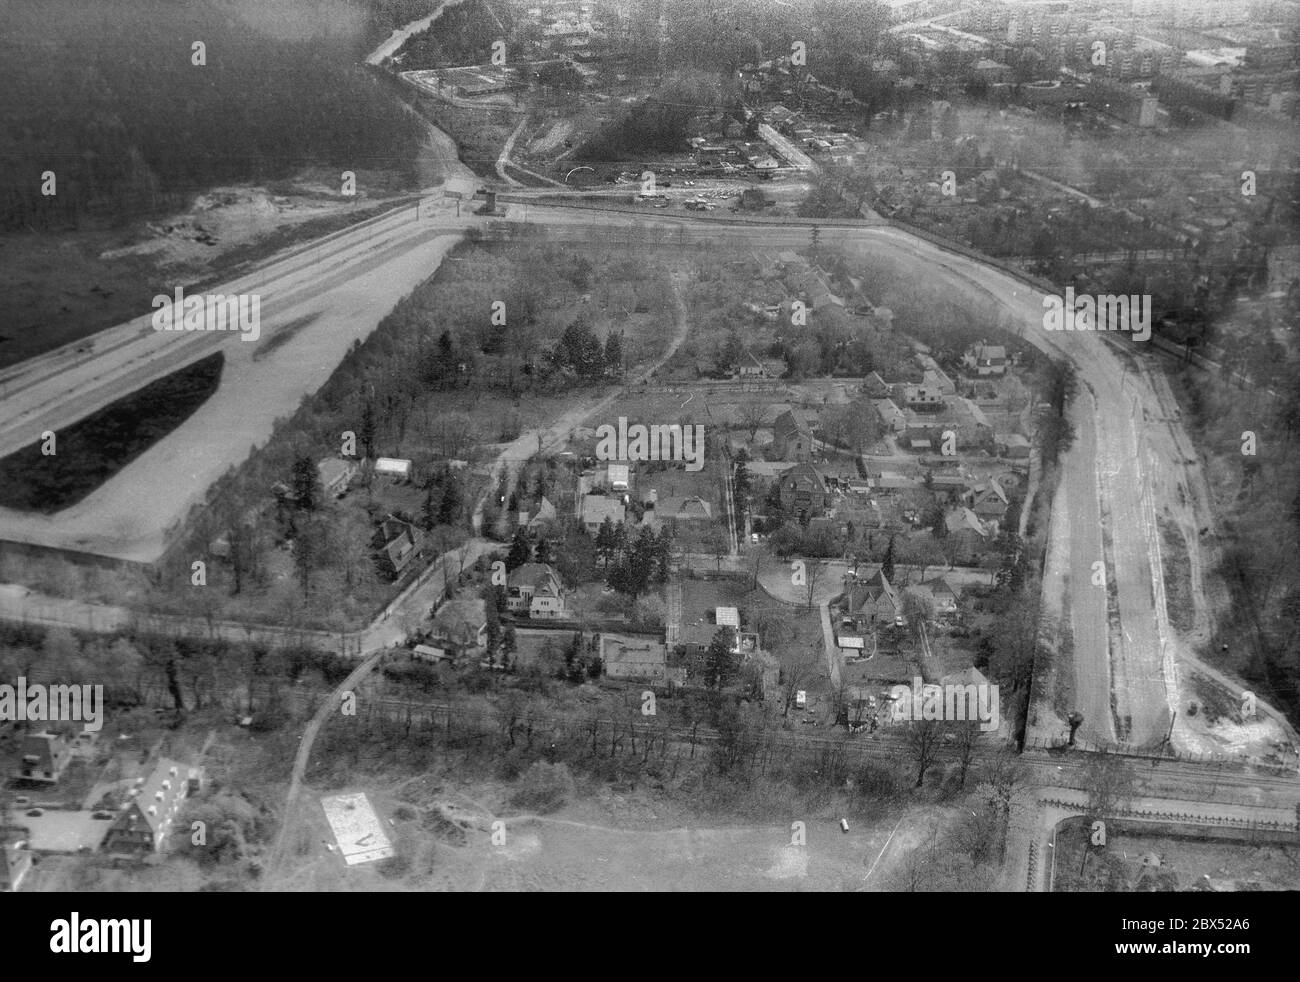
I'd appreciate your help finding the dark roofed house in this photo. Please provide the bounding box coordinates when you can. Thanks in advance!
[969,480,1009,523]
[374,516,422,581]
[777,462,831,519]
[773,408,816,460]
[13,731,71,784]
[658,495,713,523]
[847,570,903,628]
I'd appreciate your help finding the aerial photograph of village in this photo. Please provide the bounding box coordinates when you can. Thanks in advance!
[0,0,1297,928]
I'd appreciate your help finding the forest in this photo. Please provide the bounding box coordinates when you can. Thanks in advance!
[0,0,428,232]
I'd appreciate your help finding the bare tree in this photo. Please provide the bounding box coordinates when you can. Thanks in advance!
[903,718,943,788]
[781,649,819,719]
[738,402,768,444]
[804,559,822,609]
[949,719,981,789]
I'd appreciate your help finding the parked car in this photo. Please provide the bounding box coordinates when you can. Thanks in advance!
[26,808,44,817]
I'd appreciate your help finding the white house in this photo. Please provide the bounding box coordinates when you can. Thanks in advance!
[506,563,567,619]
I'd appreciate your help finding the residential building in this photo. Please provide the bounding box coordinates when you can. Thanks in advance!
[317,457,359,498]
[103,758,203,854]
[773,408,816,460]
[374,516,421,580]
[846,570,903,628]
[429,598,489,653]
[903,384,946,413]
[874,398,907,434]
[581,494,626,533]
[525,495,558,531]
[13,731,71,784]
[969,480,1010,523]
[602,636,677,683]
[507,563,566,619]
[944,507,990,560]
[962,342,1008,377]
[777,462,832,520]
[656,495,713,523]
[909,576,959,615]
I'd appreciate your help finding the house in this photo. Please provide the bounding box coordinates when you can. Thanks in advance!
[930,471,972,495]
[921,364,957,396]
[429,598,488,653]
[864,371,891,398]
[996,433,1031,459]
[846,570,903,628]
[734,350,770,378]
[773,408,816,460]
[777,462,832,520]
[602,636,676,683]
[103,758,203,854]
[607,463,630,492]
[715,606,740,630]
[874,471,920,493]
[13,731,71,784]
[412,644,456,664]
[374,457,413,482]
[945,507,990,560]
[317,457,359,498]
[506,562,566,619]
[963,342,1008,377]
[581,494,625,533]
[374,516,421,580]
[1,841,32,892]
[910,576,959,615]
[657,495,713,523]
[969,480,1010,523]
[940,665,990,690]
[739,188,774,210]
[874,398,907,434]
[526,495,558,531]
[902,384,945,413]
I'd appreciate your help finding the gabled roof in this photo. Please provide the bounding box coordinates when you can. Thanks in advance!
[850,570,899,614]
[774,408,815,440]
[659,495,712,520]
[781,461,827,494]
[945,507,987,537]
[581,494,625,525]
[527,496,558,525]
[509,562,562,592]
[432,598,487,639]
[118,757,200,836]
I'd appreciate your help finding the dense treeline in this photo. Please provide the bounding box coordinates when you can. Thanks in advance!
[392,0,511,69]
[0,0,427,231]
[577,72,730,161]
[0,353,225,512]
